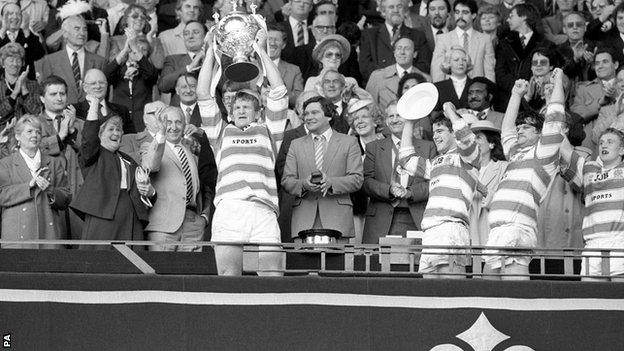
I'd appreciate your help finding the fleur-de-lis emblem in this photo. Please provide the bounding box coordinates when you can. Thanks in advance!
[430,313,534,351]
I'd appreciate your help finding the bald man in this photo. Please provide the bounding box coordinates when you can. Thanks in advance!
[73,69,135,133]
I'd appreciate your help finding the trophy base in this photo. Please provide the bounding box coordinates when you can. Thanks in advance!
[225,62,260,83]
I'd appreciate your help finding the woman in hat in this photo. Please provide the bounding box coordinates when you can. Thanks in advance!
[468,120,507,248]
[304,34,361,92]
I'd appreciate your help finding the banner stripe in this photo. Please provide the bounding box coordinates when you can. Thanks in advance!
[1,289,624,311]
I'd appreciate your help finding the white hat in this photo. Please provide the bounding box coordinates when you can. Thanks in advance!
[397,83,438,120]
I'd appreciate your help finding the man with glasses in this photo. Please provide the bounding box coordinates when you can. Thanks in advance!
[73,68,135,133]
[280,0,314,64]
[557,12,596,82]
[543,0,578,44]
[359,0,431,83]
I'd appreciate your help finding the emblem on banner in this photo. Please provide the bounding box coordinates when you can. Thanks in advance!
[430,313,534,351]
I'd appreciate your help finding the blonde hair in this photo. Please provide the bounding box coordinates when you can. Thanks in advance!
[440,46,473,75]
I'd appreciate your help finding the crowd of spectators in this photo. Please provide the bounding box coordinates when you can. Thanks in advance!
[0,0,622,280]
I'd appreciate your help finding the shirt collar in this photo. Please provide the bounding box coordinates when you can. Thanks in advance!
[455,27,473,38]
[450,76,467,84]
[395,64,411,76]
[385,22,401,37]
[289,16,306,27]
[180,102,197,111]
[391,134,401,146]
[173,22,185,36]
[272,58,281,66]
[312,126,333,141]
[45,110,61,120]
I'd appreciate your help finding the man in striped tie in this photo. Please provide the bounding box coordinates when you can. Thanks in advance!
[141,106,209,252]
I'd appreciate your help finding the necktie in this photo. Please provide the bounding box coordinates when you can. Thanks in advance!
[391,141,401,207]
[436,29,443,35]
[462,32,469,53]
[186,106,193,123]
[54,115,63,132]
[520,35,526,50]
[392,25,400,45]
[477,111,486,120]
[314,135,326,172]
[296,21,305,46]
[71,51,81,89]
[175,145,194,204]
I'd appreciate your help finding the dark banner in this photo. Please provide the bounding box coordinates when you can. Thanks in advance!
[0,273,623,351]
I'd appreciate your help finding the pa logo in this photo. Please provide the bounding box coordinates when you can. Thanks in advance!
[430,313,534,351]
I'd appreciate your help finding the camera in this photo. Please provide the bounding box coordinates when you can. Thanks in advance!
[310,171,323,185]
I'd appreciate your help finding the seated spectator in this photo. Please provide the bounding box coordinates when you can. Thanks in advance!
[524,47,560,111]
[433,46,472,114]
[0,115,71,249]
[317,69,371,134]
[366,36,431,112]
[457,77,505,129]
[469,120,507,247]
[398,72,432,140]
[73,68,135,134]
[266,22,304,109]
[592,68,624,144]
[105,34,158,131]
[475,5,502,49]
[108,4,164,70]
[0,2,45,80]
[304,34,352,91]
[0,43,41,125]
[36,15,106,105]
[557,12,596,83]
[70,97,154,250]
[543,0,577,45]
[362,100,435,244]
[158,0,202,57]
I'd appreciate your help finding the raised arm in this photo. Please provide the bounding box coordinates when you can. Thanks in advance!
[196,33,224,145]
[500,79,529,157]
[443,102,480,170]
[399,119,431,179]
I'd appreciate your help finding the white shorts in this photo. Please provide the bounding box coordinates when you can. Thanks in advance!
[581,235,624,277]
[483,224,536,269]
[211,199,281,244]
[419,222,471,273]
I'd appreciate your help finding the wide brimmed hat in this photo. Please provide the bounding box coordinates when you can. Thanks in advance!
[347,99,374,114]
[470,119,500,133]
[312,34,351,64]
[397,83,438,120]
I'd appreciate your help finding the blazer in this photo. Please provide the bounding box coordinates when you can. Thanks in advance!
[282,130,363,238]
[141,138,204,233]
[158,53,193,96]
[430,29,496,83]
[359,23,432,83]
[365,64,402,111]
[278,60,304,109]
[280,18,314,65]
[73,100,136,134]
[433,78,470,111]
[70,120,150,223]
[0,151,71,249]
[36,48,106,105]
[287,39,316,80]
[409,15,455,54]
[362,136,436,244]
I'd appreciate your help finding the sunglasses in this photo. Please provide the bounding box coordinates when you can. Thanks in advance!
[565,21,585,28]
[531,59,550,66]
[323,52,342,59]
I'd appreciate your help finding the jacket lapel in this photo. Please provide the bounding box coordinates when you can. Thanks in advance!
[380,137,393,182]
[323,132,339,172]
[12,152,34,183]
[304,134,316,173]
[378,25,393,53]
[165,143,183,172]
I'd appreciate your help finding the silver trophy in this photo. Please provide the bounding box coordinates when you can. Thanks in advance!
[214,0,264,82]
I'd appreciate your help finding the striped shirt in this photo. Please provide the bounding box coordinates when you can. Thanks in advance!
[489,104,562,232]
[198,86,288,213]
[540,106,624,240]
[399,120,480,229]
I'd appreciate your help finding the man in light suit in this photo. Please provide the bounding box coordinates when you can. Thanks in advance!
[430,0,495,83]
[409,0,453,52]
[282,96,363,241]
[362,101,436,244]
[366,37,429,111]
[141,106,210,251]
[36,16,106,105]
[459,77,505,129]
[158,21,206,105]
[268,23,304,109]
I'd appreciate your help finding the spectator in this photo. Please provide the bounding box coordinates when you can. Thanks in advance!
[286,13,334,80]
[524,47,560,111]
[336,21,363,86]
[366,36,431,111]
[303,34,350,91]
[597,3,624,65]
[570,47,618,151]
[431,0,495,83]
[585,0,617,43]
[468,120,507,247]
[458,77,505,128]
[73,68,135,134]
[279,0,313,64]
[433,46,472,113]
[399,103,480,279]
[108,4,164,70]
[70,97,154,250]
[317,69,370,134]
[362,100,435,244]
[359,0,431,82]
[543,0,577,44]
[592,68,624,144]
[557,12,596,82]
[0,115,71,249]
[45,0,109,56]
[105,34,159,131]
[20,0,49,39]
[36,15,106,105]
[267,22,304,109]
[158,20,206,105]
[409,0,453,52]
[0,2,45,80]
[119,101,168,163]
[158,0,202,57]
[282,96,363,242]
[398,71,433,140]
[476,5,502,49]
[314,0,338,23]
[0,43,41,125]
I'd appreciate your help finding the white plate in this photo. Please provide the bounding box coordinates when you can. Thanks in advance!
[397,82,439,120]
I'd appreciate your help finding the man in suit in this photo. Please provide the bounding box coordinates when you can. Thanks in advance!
[542,0,576,45]
[158,0,203,57]
[319,70,354,134]
[431,0,495,82]
[362,101,436,244]
[366,37,429,111]
[282,96,363,241]
[459,77,505,128]
[73,69,135,134]
[359,0,431,83]
[36,16,106,105]
[289,14,335,80]
[268,23,304,109]
[410,0,453,52]
[141,106,210,251]
[0,3,45,79]
[557,12,596,82]
[158,20,206,104]
[280,0,314,64]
